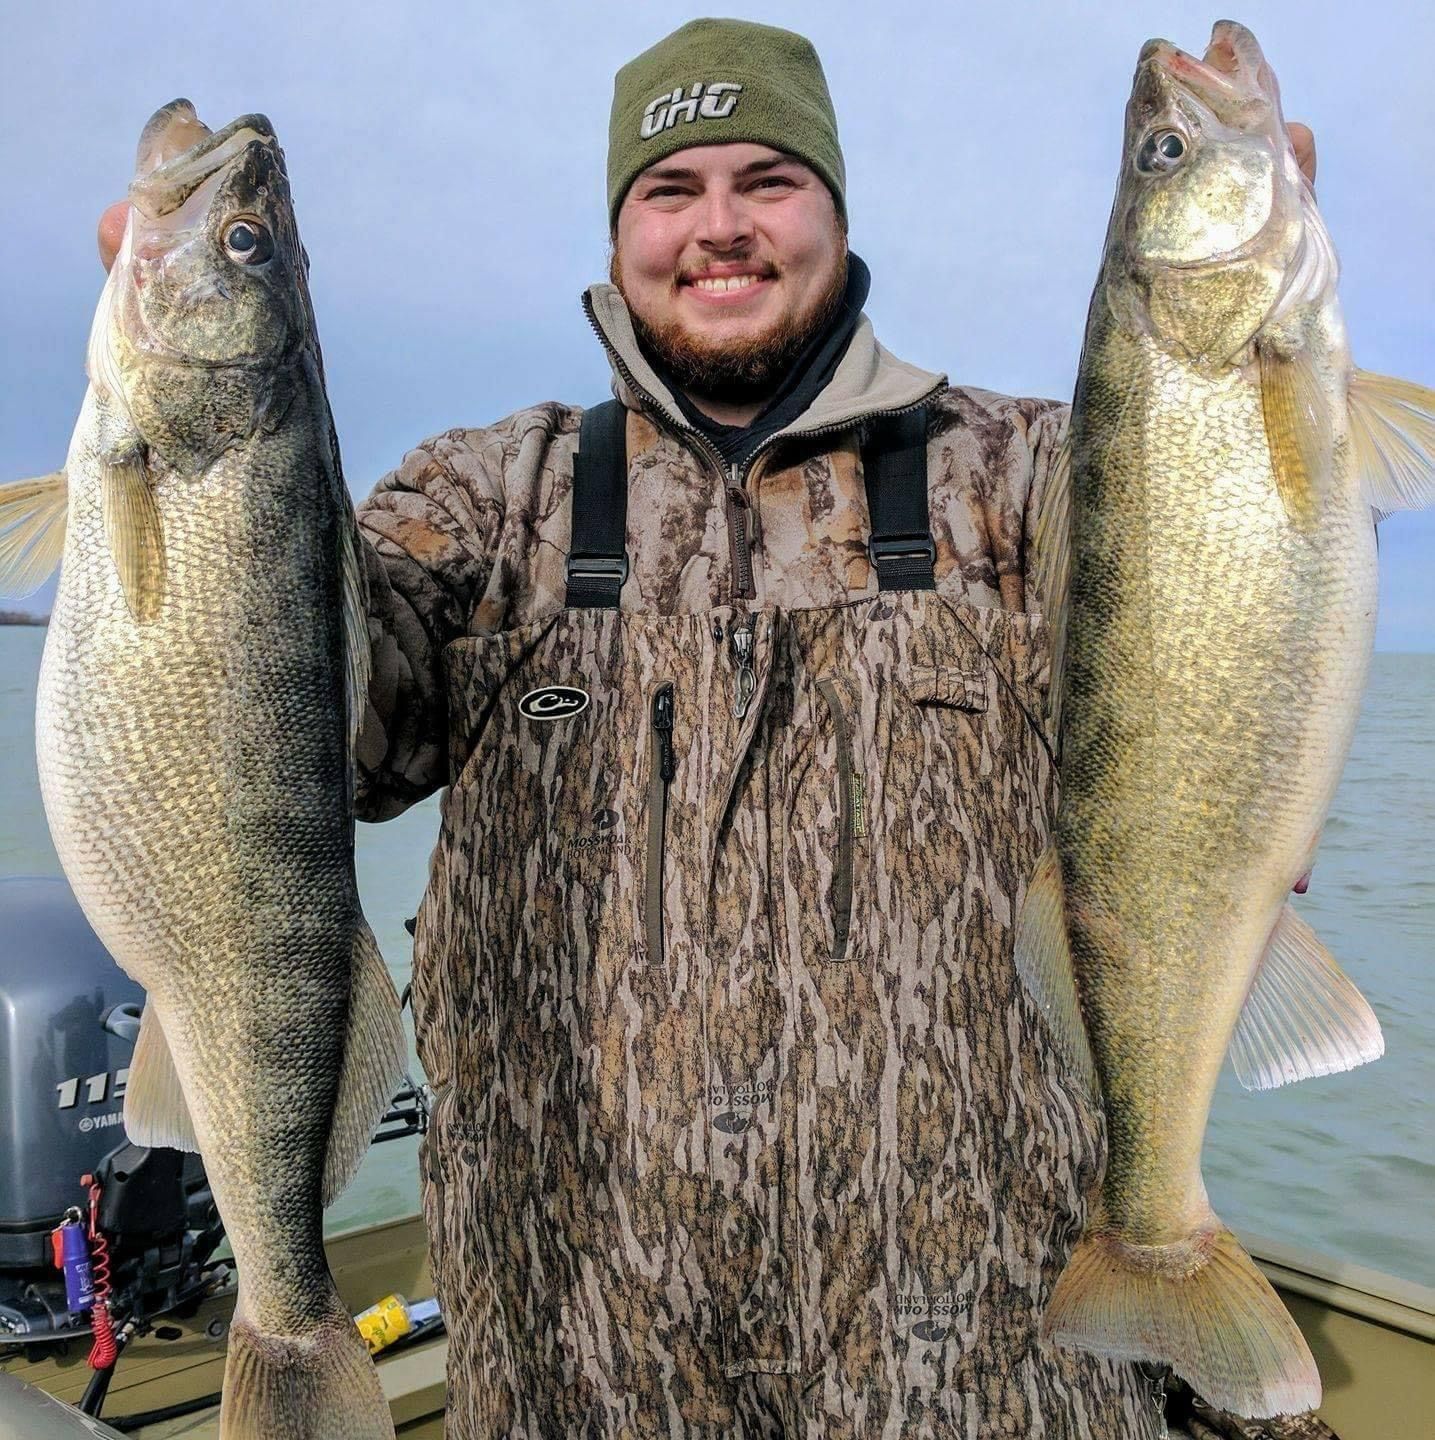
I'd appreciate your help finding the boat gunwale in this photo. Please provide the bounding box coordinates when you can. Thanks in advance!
[1243,1228,1435,1339]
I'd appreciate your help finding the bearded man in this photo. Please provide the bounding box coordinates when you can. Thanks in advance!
[92,17,1325,1440]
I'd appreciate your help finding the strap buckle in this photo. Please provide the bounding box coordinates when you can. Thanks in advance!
[565,551,630,586]
[867,533,936,569]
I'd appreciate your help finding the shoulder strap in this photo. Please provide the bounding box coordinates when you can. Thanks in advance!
[567,400,934,606]
[565,399,630,610]
[862,407,936,591]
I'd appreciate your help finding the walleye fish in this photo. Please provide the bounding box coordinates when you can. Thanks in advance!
[1019,21,1435,1419]
[0,102,403,1439]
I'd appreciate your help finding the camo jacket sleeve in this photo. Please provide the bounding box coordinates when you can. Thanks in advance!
[353,430,506,822]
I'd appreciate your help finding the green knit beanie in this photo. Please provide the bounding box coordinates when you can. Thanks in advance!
[607,18,847,231]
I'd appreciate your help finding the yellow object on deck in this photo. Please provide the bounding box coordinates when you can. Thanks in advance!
[355,1293,415,1356]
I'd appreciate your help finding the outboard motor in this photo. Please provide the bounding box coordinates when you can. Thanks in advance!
[0,877,223,1352]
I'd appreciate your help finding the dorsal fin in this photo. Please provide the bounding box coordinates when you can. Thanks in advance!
[1229,904,1383,1091]
[0,472,68,598]
[1347,369,1435,518]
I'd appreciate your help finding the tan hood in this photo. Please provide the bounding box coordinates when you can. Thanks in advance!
[582,282,947,446]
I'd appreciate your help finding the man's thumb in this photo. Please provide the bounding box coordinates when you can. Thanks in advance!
[98,201,129,273]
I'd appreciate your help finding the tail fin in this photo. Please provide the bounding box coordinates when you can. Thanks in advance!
[1043,1220,1319,1419]
[221,1288,394,1440]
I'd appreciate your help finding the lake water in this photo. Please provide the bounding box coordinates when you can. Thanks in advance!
[1,627,1430,1289]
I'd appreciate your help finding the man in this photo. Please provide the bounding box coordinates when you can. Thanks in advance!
[90,17,1321,1440]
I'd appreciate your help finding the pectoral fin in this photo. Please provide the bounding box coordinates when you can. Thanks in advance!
[1031,433,1072,746]
[1259,344,1331,526]
[102,455,166,623]
[1347,368,1435,517]
[1014,843,1098,1097]
[306,351,372,772]
[1229,903,1383,1091]
[123,1004,200,1152]
[0,471,68,598]
[338,501,371,766]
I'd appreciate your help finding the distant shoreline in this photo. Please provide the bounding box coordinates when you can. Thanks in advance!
[0,615,1428,654]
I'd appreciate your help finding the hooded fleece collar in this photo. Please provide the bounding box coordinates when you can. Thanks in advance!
[581,274,946,464]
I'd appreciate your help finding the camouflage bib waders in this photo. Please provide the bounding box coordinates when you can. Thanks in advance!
[409,390,1160,1438]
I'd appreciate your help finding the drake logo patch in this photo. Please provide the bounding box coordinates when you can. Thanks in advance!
[518,685,589,721]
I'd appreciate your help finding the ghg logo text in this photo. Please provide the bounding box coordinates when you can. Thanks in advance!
[641,82,743,139]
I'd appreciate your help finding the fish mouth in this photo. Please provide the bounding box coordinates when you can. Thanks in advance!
[1138,20,1278,121]
[129,99,278,219]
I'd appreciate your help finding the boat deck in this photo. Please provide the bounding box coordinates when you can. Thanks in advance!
[5,1217,1429,1438]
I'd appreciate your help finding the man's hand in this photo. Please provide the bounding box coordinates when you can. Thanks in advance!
[98,200,128,273]
[1207,37,1317,186]
[1289,122,1317,186]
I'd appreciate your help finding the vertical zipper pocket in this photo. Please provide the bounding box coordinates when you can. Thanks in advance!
[645,680,676,969]
[816,676,859,961]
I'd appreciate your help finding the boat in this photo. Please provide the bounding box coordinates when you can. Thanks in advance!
[3,1211,1429,1438]
[0,1214,445,1438]
[1,876,1429,1438]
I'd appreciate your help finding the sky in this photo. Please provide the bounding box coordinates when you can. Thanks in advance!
[2,0,1432,648]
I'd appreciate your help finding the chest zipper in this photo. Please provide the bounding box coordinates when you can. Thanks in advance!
[816,676,861,961]
[645,681,676,970]
[724,474,756,600]
[580,291,948,607]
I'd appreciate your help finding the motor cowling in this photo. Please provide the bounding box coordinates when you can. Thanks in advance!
[0,878,147,1259]
[0,877,217,1346]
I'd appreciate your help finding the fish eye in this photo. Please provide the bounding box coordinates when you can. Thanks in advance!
[1137,129,1189,174]
[223,217,274,265]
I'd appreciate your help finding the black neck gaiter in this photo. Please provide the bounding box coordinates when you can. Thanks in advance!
[641,252,873,470]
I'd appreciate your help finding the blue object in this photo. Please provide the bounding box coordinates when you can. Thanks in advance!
[51,1216,94,1313]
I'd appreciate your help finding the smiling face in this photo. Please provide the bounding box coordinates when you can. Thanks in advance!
[611,141,848,407]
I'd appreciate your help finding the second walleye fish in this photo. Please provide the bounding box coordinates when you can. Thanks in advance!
[1021,21,1434,1419]
[0,103,403,1439]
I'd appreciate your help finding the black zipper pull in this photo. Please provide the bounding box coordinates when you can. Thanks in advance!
[653,684,676,781]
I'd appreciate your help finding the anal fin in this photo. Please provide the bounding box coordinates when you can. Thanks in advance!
[322,923,406,1207]
[1229,903,1383,1091]
[1014,842,1098,1097]
[124,1004,200,1152]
